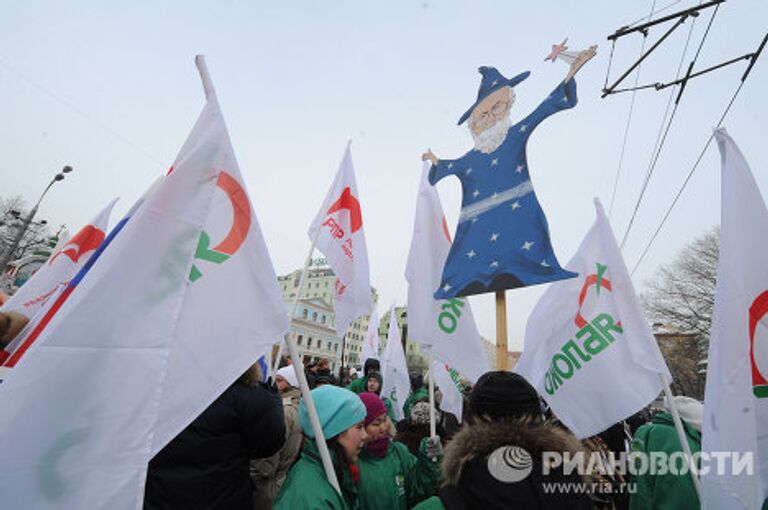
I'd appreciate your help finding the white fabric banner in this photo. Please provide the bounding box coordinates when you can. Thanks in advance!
[0,57,288,508]
[702,128,768,510]
[2,199,116,317]
[515,198,670,439]
[308,144,372,337]
[381,306,411,420]
[360,304,380,364]
[431,359,464,422]
[406,163,488,383]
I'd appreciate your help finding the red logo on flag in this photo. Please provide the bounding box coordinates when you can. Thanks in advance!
[49,226,106,265]
[574,263,622,329]
[189,171,251,282]
[326,187,362,234]
[748,291,768,398]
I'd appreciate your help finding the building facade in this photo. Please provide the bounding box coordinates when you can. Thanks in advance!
[287,297,342,370]
[278,258,378,369]
[652,324,705,400]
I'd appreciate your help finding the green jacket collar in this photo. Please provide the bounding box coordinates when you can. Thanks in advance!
[653,411,702,442]
[302,438,360,501]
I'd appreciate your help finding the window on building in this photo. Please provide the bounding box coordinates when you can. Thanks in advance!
[312,312,318,322]
[307,338,312,348]
[321,315,326,324]
[297,335,303,346]
[327,341,332,351]
[302,309,308,319]
[334,344,338,352]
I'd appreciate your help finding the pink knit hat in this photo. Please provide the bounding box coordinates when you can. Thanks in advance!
[359,392,388,427]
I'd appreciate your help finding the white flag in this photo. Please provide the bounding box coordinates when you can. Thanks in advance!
[0,56,288,508]
[702,128,768,509]
[1,199,116,317]
[406,163,488,383]
[308,144,372,337]
[515,198,670,439]
[360,305,380,364]
[431,359,464,422]
[381,306,411,420]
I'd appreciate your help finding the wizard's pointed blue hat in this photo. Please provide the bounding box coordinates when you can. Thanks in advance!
[458,67,530,125]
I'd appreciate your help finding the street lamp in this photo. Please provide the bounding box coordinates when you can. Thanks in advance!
[0,165,73,271]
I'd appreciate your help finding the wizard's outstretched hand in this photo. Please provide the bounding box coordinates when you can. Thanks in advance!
[565,45,597,83]
[421,149,438,166]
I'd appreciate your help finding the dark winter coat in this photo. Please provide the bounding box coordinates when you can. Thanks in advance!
[144,381,285,510]
[412,417,595,510]
[395,420,446,457]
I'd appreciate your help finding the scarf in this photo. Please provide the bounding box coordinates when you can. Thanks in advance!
[366,436,391,459]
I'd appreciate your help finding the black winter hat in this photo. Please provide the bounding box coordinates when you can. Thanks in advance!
[363,358,380,375]
[409,372,424,391]
[469,371,541,420]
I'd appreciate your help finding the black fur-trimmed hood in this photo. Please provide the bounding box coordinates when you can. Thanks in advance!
[442,416,587,486]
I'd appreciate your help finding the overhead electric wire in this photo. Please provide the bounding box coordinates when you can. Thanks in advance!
[0,56,166,167]
[603,40,617,92]
[630,79,747,276]
[619,2,718,249]
[622,0,685,31]
[608,0,657,218]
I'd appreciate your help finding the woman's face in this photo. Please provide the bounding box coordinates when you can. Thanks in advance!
[337,421,368,462]
[364,413,389,443]
[367,378,381,393]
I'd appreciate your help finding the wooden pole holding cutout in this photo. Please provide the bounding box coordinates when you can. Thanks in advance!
[495,290,508,370]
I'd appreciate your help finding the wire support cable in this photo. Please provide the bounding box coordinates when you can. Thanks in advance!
[619,5,709,248]
[630,79,748,276]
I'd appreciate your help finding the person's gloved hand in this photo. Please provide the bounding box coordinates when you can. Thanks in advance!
[424,436,443,460]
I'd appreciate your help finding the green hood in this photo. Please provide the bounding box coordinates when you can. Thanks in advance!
[652,411,701,443]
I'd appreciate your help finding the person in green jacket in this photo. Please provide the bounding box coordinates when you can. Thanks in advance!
[356,392,442,510]
[347,358,381,394]
[629,396,703,510]
[274,385,368,510]
[362,371,397,421]
[404,372,429,419]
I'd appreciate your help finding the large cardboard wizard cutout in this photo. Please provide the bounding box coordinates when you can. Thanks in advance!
[423,44,596,299]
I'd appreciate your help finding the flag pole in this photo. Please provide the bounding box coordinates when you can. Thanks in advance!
[658,373,702,501]
[339,330,347,382]
[270,229,321,379]
[285,331,342,494]
[194,55,338,492]
[428,355,437,438]
[495,290,509,370]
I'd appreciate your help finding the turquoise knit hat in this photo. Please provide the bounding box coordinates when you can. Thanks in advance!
[299,385,367,439]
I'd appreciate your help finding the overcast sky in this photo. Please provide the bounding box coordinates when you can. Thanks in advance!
[2,0,766,350]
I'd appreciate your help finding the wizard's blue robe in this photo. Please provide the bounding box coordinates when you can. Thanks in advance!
[429,79,579,299]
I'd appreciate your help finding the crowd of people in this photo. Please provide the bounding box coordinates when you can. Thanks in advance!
[133,349,704,509]
[0,308,705,509]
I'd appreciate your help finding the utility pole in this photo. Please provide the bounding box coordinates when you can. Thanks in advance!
[0,166,72,271]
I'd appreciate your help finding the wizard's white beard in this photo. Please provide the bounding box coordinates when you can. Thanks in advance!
[471,116,512,154]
